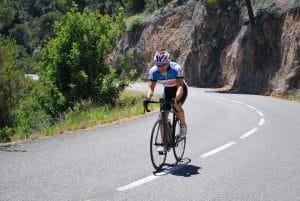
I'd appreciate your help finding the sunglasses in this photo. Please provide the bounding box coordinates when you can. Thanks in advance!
[157,63,168,68]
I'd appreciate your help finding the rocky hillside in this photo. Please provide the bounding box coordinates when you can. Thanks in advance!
[114,0,300,95]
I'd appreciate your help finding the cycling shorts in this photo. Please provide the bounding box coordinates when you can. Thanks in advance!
[163,82,188,110]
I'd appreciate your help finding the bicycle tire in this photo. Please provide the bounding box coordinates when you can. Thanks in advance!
[150,120,167,170]
[173,121,186,161]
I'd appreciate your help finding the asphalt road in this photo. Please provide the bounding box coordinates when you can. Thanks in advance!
[1,83,300,201]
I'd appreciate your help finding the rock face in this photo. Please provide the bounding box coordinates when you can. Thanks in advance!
[114,0,300,94]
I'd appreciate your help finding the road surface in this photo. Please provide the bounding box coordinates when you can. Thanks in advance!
[1,83,299,201]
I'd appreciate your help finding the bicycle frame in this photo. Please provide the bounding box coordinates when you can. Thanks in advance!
[157,98,178,148]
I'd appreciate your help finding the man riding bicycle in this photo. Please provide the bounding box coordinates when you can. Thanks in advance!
[145,50,188,138]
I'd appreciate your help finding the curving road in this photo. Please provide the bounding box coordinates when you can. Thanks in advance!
[1,83,299,201]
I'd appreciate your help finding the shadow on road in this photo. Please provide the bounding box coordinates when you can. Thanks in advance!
[170,164,201,177]
[0,144,26,153]
[153,158,201,177]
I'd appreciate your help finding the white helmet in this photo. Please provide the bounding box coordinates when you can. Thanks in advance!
[153,50,170,67]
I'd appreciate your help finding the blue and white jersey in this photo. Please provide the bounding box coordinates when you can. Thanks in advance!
[148,62,184,87]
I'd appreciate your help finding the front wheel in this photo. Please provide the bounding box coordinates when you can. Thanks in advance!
[150,120,167,170]
[173,121,186,161]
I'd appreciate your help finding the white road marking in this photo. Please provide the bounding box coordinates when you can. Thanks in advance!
[117,174,160,191]
[118,95,267,192]
[245,104,256,110]
[240,127,258,139]
[200,141,236,158]
[232,100,242,104]
[258,118,265,126]
[117,163,188,191]
[216,96,228,100]
[257,110,264,117]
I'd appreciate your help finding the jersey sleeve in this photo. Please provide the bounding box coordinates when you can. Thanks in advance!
[175,64,184,78]
[148,66,157,81]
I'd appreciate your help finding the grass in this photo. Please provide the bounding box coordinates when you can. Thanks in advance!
[283,90,300,102]
[126,14,145,31]
[7,90,158,143]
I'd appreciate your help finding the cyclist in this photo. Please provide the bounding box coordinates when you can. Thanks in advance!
[145,50,188,139]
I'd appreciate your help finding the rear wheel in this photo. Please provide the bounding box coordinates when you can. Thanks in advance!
[173,121,186,161]
[150,120,167,170]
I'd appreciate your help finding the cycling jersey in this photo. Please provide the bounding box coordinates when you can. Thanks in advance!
[149,62,184,87]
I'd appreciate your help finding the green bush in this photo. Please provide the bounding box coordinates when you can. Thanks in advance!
[284,90,300,102]
[38,11,63,40]
[0,127,13,143]
[203,0,220,8]
[127,15,143,31]
[17,96,52,136]
[0,3,140,142]
[0,39,23,126]
[37,4,127,110]
[9,24,31,52]
[145,0,157,13]
[0,0,15,31]
[16,79,65,136]
[0,37,35,142]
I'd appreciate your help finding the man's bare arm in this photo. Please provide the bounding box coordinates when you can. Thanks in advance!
[146,81,156,99]
[176,78,184,101]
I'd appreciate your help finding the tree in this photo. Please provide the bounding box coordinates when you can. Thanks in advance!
[0,37,27,141]
[0,0,15,32]
[37,4,129,110]
[38,11,63,40]
[9,24,31,51]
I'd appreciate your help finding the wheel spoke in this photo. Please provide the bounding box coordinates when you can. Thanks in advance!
[150,120,167,170]
[173,121,186,161]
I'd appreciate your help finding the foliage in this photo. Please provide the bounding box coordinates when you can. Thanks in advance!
[145,0,158,12]
[203,0,220,8]
[284,90,300,102]
[0,127,13,143]
[22,90,153,139]
[0,37,27,142]
[38,11,63,41]
[124,0,146,13]
[145,0,173,12]
[9,24,31,51]
[0,0,169,74]
[0,0,15,31]
[127,15,144,31]
[16,79,65,136]
[0,0,168,143]
[37,5,128,111]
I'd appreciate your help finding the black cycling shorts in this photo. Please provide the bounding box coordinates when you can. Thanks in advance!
[163,82,188,110]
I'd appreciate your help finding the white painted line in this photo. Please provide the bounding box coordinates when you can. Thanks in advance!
[117,163,187,191]
[240,127,258,139]
[258,118,265,126]
[245,104,256,110]
[200,141,236,158]
[257,110,264,117]
[117,174,159,191]
[216,96,228,100]
[232,100,242,104]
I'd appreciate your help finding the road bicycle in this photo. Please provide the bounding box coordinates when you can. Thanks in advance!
[143,98,186,171]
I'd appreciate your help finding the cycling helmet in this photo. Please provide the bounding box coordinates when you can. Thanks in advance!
[153,50,170,67]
